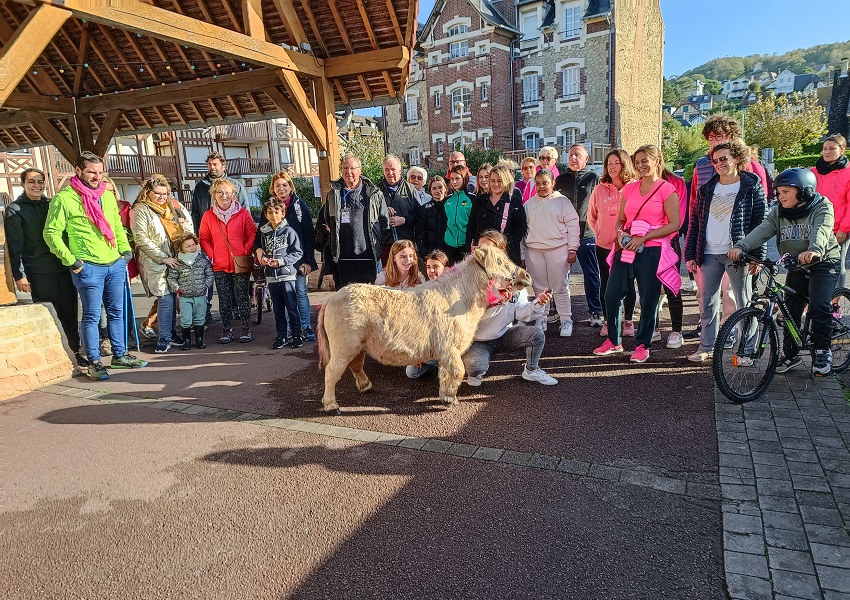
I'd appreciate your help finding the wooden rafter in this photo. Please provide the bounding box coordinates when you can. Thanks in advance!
[0,4,70,107]
[263,86,318,148]
[355,0,379,49]
[297,0,327,56]
[72,24,91,94]
[206,98,223,121]
[241,0,264,39]
[227,96,244,119]
[271,0,307,47]
[324,47,410,78]
[326,0,353,52]
[218,0,241,33]
[0,8,63,96]
[333,79,348,105]
[385,0,404,46]
[93,108,121,156]
[246,92,261,115]
[26,111,77,160]
[276,70,326,151]
[5,92,74,112]
[121,29,159,82]
[97,23,144,87]
[358,76,372,101]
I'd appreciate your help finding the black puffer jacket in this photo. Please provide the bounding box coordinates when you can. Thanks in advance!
[284,193,317,270]
[555,167,599,238]
[3,194,65,279]
[466,191,527,265]
[415,198,448,258]
[685,170,768,266]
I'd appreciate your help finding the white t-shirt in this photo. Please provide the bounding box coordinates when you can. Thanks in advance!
[705,181,740,254]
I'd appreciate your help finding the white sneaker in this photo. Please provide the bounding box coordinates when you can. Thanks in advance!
[651,329,662,342]
[736,356,755,367]
[589,313,603,327]
[688,350,712,363]
[466,374,482,387]
[683,280,698,292]
[560,320,574,337]
[666,332,684,349]
[522,367,558,385]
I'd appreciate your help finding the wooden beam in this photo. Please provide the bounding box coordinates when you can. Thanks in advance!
[27,111,78,161]
[0,4,70,107]
[277,70,327,151]
[76,69,282,113]
[0,10,62,96]
[271,0,308,46]
[315,77,339,200]
[298,0,327,56]
[385,0,404,46]
[73,24,91,94]
[324,47,410,78]
[334,79,349,105]
[93,109,121,156]
[382,72,396,97]
[96,23,144,87]
[263,86,319,149]
[403,0,417,46]
[219,0,241,33]
[227,96,244,120]
[76,113,95,151]
[358,75,372,101]
[19,0,323,78]
[242,0,264,39]
[327,0,354,53]
[354,0,379,49]
[4,92,74,113]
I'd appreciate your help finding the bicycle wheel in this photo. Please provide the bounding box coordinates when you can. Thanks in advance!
[830,287,850,372]
[713,307,779,403]
[254,285,265,325]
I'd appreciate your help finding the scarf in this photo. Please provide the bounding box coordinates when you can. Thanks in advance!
[140,196,185,242]
[212,200,241,224]
[778,193,824,220]
[69,176,116,247]
[815,155,848,175]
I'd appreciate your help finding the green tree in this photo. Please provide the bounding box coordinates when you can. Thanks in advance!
[661,116,708,167]
[745,91,827,157]
[663,78,684,106]
[462,147,505,173]
[703,79,722,95]
[340,130,387,184]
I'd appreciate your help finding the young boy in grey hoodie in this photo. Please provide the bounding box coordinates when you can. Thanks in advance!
[729,168,840,375]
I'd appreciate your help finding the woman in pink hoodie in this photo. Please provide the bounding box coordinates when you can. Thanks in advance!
[811,134,850,288]
[588,148,636,338]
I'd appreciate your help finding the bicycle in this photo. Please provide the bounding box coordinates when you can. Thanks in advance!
[250,262,272,325]
[712,252,850,403]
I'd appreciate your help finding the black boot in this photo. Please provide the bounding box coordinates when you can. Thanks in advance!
[181,328,192,350]
[194,325,206,349]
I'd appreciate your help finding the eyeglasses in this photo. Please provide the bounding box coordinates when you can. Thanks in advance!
[707,133,726,142]
[449,159,466,165]
[539,156,553,161]
[409,175,424,180]
[214,191,234,197]
[712,155,733,165]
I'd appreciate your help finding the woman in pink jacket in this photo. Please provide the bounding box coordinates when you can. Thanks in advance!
[812,134,850,288]
[588,148,636,337]
[593,145,680,364]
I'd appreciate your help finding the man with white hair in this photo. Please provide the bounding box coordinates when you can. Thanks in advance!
[407,166,431,206]
[378,154,421,265]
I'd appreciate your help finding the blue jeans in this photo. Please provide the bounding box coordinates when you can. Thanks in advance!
[697,254,752,353]
[156,292,175,344]
[71,260,127,362]
[295,272,311,331]
[579,236,603,315]
[269,280,301,338]
[179,295,208,328]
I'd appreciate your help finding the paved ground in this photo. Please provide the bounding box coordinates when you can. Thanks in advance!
[1,271,848,598]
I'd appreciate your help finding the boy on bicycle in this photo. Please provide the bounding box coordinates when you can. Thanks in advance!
[728,168,840,375]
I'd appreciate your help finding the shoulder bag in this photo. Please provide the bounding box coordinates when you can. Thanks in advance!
[215,216,252,274]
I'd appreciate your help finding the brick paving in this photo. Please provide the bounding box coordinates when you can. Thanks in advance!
[716,365,850,600]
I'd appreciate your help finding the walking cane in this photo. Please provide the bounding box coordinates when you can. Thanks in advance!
[125,270,140,351]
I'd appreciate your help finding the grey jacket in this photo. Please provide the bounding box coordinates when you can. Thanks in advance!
[166,253,214,297]
[254,219,303,283]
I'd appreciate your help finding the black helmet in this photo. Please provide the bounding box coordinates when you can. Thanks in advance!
[774,168,817,204]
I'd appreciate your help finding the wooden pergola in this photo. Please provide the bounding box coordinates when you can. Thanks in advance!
[0,0,417,195]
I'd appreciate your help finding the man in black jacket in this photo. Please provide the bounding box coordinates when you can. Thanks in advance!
[190,152,249,226]
[555,144,603,327]
[377,154,421,266]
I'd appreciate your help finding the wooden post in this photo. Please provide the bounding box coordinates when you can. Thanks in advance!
[314,77,339,202]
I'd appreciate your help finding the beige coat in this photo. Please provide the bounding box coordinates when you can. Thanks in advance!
[130,201,193,297]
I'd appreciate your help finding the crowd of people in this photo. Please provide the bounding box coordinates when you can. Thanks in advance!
[4,116,849,385]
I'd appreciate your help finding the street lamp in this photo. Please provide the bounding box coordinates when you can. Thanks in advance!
[454,101,467,150]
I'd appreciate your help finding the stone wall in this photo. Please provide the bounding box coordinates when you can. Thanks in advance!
[1,210,19,306]
[0,304,74,401]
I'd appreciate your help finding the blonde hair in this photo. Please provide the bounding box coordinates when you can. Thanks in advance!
[384,239,421,288]
[489,165,515,196]
[632,145,664,179]
[478,229,507,250]
[538,146,559,161]
[209,177,237,201]
[521,157,538,168]
[134,173,171,205]
[269,171,294,198]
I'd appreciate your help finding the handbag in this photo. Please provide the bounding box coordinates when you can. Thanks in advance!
[215,216,252,274]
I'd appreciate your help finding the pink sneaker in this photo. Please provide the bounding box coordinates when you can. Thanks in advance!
[600,323,608,337]
[630,344,650,363]
[623,320,635,337]
[593,339,624,356]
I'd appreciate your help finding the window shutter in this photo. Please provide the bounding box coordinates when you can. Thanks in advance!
[555,72,563,98]
[557,135,565,147]
[580,68,586,94]
[538,74,544,98]
[403,152,410,165]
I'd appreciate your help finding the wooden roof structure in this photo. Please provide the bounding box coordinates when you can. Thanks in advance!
[0,0,417,189]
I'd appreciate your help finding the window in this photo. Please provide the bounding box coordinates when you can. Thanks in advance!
[409,147,421,166]
[430,54,439,65]
[480,82,488,102]
[436,140,444,156]
[563,128,580,147]
[405,95,417,123]
[451,88,471,115]
[562,66,580,99]
[482,134,490,150]
[449,40,469,59]
[521,12,538,40]
[563,5,580,39]
[524,133,541,151]
[448,24,468,36]
[434,91,441,109]
[522,74,539,104]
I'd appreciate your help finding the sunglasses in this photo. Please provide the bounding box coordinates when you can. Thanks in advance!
[409,175,424,180]
[712,155,732,165]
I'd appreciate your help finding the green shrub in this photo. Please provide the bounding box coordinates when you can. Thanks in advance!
[293,177,321,220]
[684,163,695,182]
[774,154,821,171]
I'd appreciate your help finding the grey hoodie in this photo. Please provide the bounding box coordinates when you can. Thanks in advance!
[735,195,840,262]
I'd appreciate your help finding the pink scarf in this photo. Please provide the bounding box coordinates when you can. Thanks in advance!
[69,176,116,247]
[212,200,241,224]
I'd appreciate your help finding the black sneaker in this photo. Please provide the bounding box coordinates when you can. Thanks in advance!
[272,336,286,349]
[291,335,304,348]
[303,327,317,342]
[170,334,184,348]
[813,349,832,376]
[775,356,803,374]
[219,328,234,344]
[154,340,170,353]
[239,328,252,343]
[86,361,109,381]
[683,326,702,341]
[75,353,91,367]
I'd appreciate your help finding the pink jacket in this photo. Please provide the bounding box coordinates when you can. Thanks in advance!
[606,233,681,295]
[587,182,622,249]
[811,166,850,233]
[664,172,688,227]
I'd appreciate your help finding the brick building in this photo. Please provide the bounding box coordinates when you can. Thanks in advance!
[385,0,664,167]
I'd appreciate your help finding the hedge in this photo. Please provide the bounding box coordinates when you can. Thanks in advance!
[774,152,849,172]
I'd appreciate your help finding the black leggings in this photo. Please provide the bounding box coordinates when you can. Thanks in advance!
[29,270,80,353]
[213,272,251,330]
[596,245,635,320]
